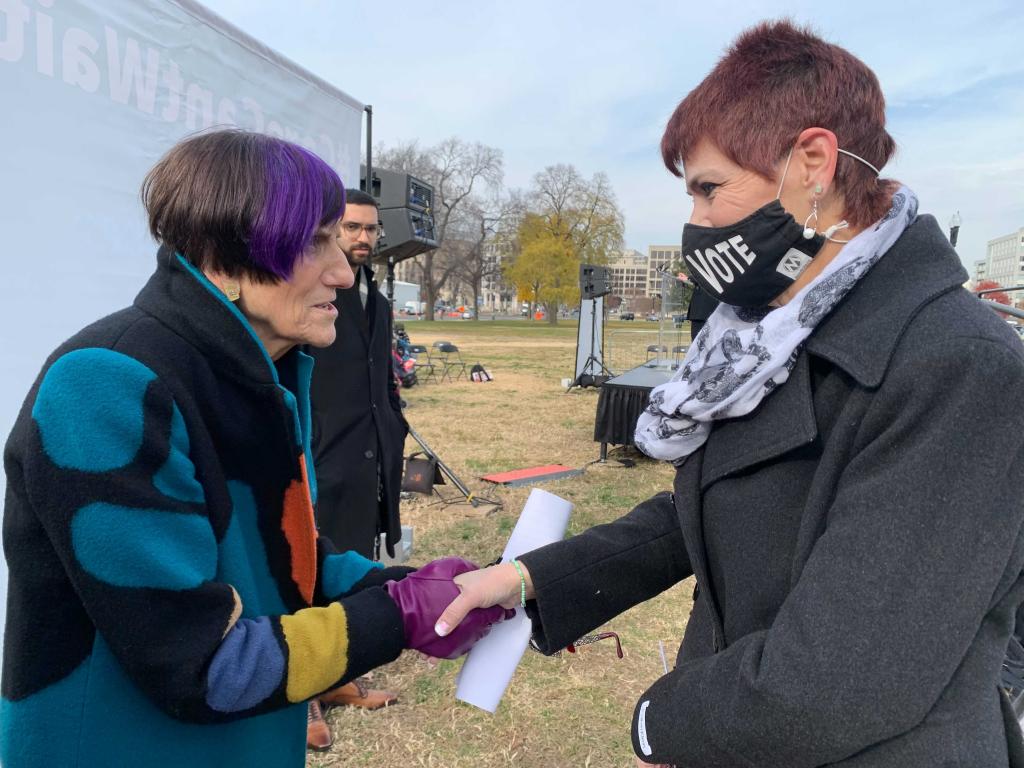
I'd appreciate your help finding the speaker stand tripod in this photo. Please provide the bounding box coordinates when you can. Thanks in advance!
[568,297,613,390]
[407,424,498,508]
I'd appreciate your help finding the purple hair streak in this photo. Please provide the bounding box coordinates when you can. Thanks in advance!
[144,130,347,282]
[249,141,346,281]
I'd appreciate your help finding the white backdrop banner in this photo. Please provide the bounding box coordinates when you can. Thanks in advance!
[0,0,364,645]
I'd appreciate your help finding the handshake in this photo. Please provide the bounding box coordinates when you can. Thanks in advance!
[385,556,517,659]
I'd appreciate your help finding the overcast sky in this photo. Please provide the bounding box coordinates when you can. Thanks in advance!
[201,0,1024,273]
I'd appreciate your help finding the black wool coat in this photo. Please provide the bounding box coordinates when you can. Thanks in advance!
[309,264,408,558]
[520,215,1024,766]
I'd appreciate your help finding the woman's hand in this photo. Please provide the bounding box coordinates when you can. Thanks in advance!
[385,557,513,659]
[434,561,533,636]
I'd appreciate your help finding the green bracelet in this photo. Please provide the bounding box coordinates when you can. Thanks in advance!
[511,559,527,608]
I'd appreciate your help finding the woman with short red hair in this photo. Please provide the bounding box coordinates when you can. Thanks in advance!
[441,20,1024,767]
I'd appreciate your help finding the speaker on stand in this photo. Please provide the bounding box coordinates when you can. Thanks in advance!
[361,165,440,307]
[569,265,613,389]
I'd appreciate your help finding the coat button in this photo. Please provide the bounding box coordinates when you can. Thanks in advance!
[368,357,374,365]
[364,449,375,459]
[371,403,378,410]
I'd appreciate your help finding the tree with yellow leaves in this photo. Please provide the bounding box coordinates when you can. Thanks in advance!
[503,214,579,322]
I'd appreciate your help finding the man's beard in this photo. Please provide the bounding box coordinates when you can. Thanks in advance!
[348,247,371,265]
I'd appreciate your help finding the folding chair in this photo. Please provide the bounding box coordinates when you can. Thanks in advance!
[646,344,667,362]
[437,343,467,382]
[672,344,689,368]
[407,344,438,383]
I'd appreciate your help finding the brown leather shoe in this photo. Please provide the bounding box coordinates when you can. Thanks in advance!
[319,678,398,711]
[306,699,332,751]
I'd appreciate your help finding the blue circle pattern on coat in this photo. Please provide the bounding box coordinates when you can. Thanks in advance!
[32,348,156,472]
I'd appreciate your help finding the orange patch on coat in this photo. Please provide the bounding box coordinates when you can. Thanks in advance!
[281,454,317,604]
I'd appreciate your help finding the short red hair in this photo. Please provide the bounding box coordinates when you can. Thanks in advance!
[661,20,897,227]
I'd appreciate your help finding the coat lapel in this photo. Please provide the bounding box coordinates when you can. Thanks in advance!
[338,283,369,345]
[698,214,966,490]
[363,265,383,343]
[699,350,817,491]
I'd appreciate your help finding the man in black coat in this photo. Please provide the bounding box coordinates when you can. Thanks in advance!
[306,189,411,735]
[309,189,408,560]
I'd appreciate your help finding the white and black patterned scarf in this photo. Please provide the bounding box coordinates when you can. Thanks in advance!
[634,186,918,463]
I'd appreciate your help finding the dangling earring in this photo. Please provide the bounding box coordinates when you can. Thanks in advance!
[802,197,820,240]
[223,281,241,302]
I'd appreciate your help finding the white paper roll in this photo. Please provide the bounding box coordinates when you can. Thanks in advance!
[455,488,573,713]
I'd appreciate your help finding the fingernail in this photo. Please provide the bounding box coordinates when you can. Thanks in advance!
[435,621,450,636]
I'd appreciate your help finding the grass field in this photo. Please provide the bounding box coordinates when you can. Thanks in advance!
[308,319,694,768]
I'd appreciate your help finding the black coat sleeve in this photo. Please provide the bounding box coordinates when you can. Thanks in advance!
[518,491,692,652]
[631,336,1024,766]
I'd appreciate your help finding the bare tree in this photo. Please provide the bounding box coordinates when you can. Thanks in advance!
[376,138,503,320]
[453,192,524,319]
[532,165,624,264]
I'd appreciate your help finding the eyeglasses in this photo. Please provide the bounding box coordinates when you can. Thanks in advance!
[341,222,382,237]
[528,630,624,660]
[565,631,623,659]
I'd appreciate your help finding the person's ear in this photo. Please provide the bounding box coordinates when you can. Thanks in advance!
[203,269,241,302]
[795,127,839,195]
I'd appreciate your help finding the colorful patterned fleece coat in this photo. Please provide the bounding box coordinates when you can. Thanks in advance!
[1,247,410,767]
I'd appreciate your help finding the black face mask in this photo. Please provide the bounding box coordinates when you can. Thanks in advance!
[681,200,825,309]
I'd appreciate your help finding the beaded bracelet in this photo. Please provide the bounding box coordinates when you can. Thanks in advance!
[510,558,527,608]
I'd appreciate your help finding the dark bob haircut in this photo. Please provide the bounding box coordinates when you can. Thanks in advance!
[142,129,346,282]
[661,20,896,227]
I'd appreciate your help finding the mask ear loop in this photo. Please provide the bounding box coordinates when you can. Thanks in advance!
[782,145,872,243]
[775,148,795,199]
[785,146,880,244]
[823,220,851,243]
[781,148,827,241]
[837,148,881,175]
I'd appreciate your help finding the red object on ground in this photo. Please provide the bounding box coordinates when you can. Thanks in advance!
[481,464,583,487]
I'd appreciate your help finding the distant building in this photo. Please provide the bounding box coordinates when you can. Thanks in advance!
[647,245,682,297]
[480,240,516,312]
[391,255,420,286]
[983,228,1024,288]
[606,249,649,303]
[974,259,987,283]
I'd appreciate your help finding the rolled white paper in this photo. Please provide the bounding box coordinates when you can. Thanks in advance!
[455,488,573,713]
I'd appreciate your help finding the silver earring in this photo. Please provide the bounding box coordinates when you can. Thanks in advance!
[803,198,819,240]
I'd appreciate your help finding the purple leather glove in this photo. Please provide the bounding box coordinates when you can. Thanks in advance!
[384,556,514,659]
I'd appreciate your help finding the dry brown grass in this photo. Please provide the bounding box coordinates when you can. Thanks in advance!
[309,320,693,768]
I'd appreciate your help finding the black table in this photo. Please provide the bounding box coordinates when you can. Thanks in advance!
[593,363,675,458]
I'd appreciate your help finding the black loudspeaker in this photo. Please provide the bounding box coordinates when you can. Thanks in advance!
[378,208,439,263]
[361,166,440,263]
[364,167,434,211]
[580,264,611,299]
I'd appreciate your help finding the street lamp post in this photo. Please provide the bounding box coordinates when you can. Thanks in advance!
[949,211,962,248]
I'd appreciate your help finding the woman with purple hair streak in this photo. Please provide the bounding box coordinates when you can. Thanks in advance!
[0,129,510,768]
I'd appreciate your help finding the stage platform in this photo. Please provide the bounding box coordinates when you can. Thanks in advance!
[593,362,676,458]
